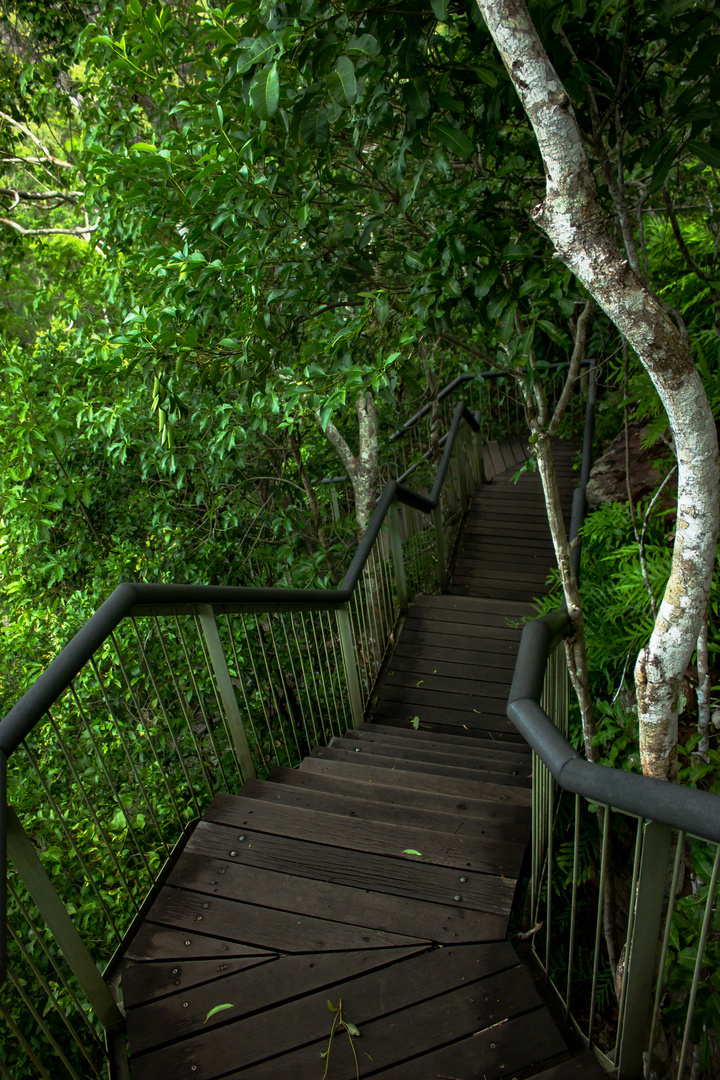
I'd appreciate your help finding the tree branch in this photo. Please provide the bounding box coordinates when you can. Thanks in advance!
[548,298,594,437]
[0,218,98,238]
[0,110,74,168]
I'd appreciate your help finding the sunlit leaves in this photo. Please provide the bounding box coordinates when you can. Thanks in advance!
[250,63,280,120]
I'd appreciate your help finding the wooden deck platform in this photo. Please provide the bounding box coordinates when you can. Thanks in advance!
[118,440,606,1080]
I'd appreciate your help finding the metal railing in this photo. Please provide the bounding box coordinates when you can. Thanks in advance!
[322,363,586,504]
[510,615,720,1080]
[509,359,720,1079]
[0,401,483,1079]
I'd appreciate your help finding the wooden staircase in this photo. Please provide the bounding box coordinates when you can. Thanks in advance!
[118,441,606,1080]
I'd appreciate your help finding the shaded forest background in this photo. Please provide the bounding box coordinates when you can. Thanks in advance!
[2,0,720,1073]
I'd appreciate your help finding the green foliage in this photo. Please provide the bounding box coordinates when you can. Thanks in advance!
[664,840,720,1066]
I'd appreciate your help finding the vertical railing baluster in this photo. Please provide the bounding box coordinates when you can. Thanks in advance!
[433,505,447,592]
[588,805,611,1048]
[6,809,124,1035]
[647,831,685,1074]
[197,605,256,782]
[675,843,720,1080]
[336,605,364,729]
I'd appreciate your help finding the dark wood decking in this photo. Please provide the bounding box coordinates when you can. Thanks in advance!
[119,441,606,1080]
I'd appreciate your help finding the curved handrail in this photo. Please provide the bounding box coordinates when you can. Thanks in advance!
[508,613,720,844]
[0,399,478,989]
[0,401,478,759]
[506,350,720,845]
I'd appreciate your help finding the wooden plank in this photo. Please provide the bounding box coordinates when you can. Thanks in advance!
[468,506,553,524]
[238,777,529,846]
[206,963,544,1080]
[451,566,552,587]
[375,683,512,715]
[145,882,426,953]
[400,617,523,642]
[121,955,273,1007]
[371,703,518,736]
[124,925,274,964]
[324,736,529,782]
[410,594,533,615]
[300,756,532,807]
[370,1007,568,1079]
[129,943,526,1080]
[202,794,528,877]
[346,728,530,764]
[456,543,554,562]
[359,721,528,755]
[395,627,520,659]
[392,637,518,667]
[377,671,514,704]
[456,536,553,555]
[165,850,507,944]
[183,819,518,912]
[310,746,530,792]
[510,436,530,462]
[451,564,551,586]
[531,1052,610,1078]
[448,583,546,602]
[458,533,556,555]
[405,606,528,629]
[127,945,426,1057]
[266,766,531,827]
[386,652,517,684]
[486,440,506,476]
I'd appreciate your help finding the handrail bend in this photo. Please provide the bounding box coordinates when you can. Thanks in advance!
[508,613,720,844]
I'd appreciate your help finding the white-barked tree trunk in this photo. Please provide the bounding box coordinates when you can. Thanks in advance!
[474,0,719,780]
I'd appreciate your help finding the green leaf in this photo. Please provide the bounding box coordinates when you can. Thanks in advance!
[327,999,336,1012]
[130,142,159,153]
[328,57,357,107]
[345,1022,360,1037]
[411,717,420,729]
[647,143,679,194]
[403,849,422,856]
[300,105,330,149]
[204,1003,233,1023]
[433,122,474,159]
[237,34,279,74]
[250,63,280,120]
[403,78,430,120]
[128,0,142,17]
[430,0,448,19]
[686,139,720,169]
[347,34,380,58]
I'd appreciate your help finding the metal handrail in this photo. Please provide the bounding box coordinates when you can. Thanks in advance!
[0,400,480,991]
[508,613,720,844]
[506,354,720,1080]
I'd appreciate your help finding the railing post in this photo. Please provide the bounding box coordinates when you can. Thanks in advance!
[457,439,470,511]
[6,808,125,1035]
[197,604,257,782]
[387,500,408,613]
[330,486,340,524]
[476,432,486,487]
[616,820,673,1080]
[335,605,364,729]
[432,505,448,592]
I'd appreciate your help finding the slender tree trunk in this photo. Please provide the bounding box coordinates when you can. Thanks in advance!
[320,393,379,536]
[474,0,719,781]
